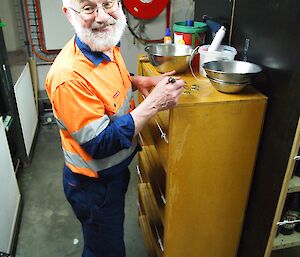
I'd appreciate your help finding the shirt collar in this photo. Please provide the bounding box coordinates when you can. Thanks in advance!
[75,35,111,66]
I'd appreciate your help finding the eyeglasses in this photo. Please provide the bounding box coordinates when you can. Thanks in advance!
[69,0,120,16]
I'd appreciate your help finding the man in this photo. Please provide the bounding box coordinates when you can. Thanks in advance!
[46,0,184,256]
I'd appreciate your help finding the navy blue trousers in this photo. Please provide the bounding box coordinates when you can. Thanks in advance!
[63,166,130,257]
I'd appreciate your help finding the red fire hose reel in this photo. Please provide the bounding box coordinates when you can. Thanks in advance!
[122,0,169,20]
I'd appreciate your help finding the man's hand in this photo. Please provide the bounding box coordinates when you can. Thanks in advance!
[144,76,184,111]
[132,70,180,97]
[130,76,184,136]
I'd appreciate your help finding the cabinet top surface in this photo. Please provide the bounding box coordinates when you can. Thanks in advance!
[140,61,267,107]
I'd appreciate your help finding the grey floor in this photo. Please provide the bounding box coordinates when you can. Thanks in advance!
[15,124,147,257]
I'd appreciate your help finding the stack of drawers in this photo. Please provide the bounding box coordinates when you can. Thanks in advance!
[137,115,167,257]
[137,57,268,257]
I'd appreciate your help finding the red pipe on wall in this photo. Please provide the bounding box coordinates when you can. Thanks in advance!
[24,0,58,62]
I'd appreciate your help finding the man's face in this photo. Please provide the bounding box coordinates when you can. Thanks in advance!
[66,0,127,52]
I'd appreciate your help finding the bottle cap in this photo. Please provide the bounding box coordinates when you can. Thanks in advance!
[185,20,194,27]
[220,26,226,32]
[165,27,171,36]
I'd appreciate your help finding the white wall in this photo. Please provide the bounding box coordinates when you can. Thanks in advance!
[37,65,51,91]
[39,0,74,50]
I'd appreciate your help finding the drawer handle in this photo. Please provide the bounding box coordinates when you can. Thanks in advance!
[154,224,164,252]
[137,201,142,213]
[277,219,300,226]
[138,133,145,146]
[136,165,144,183]
[294,156,300,161]
[155,119,169,144]
[160,193,166,205]
[155,178,166,205]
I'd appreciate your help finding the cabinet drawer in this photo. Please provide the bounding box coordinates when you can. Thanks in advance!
[138,195,164,257]
[138,182,164,226]
[147,111,170,172]
[137,149,151,184]
[139,147,166,221]
[139,215,163,257]
[142,145,166,202]
[138,215,157,257]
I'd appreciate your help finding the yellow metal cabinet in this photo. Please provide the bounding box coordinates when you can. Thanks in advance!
[137,58,267,257]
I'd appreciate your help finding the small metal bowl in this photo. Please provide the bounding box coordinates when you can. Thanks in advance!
[207,75,250,93]
[145,44,194,73]
[203,60,262,83]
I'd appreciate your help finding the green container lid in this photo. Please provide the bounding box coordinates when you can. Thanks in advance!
[173,21,207,34]
[0,22,7,28]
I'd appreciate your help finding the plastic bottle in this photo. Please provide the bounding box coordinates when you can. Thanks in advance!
[164,28,172,44]
[208,26,226,52]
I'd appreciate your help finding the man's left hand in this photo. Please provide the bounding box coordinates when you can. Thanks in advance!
[132,70,180,97]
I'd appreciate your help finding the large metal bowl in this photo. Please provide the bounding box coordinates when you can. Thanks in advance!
[145,44,194,73]
[203,60,262,83]
[207,75,249,93]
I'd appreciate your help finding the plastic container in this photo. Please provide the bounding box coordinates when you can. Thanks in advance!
[173,21,207,47]
[199,45,237,77]
[173,21,207,68]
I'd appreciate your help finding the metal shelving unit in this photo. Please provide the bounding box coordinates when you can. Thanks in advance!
[269,118,300,254]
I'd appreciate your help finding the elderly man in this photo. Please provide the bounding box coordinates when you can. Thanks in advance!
[46,0,184,256]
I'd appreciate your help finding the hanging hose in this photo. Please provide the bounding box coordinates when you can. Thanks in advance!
[124,0,172,45]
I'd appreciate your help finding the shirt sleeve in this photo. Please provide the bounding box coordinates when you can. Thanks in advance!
[51,80,135,159]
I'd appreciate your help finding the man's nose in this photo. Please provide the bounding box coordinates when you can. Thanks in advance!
[94,8,111,22]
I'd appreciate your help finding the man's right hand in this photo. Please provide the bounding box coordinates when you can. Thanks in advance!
[145,76,184,111]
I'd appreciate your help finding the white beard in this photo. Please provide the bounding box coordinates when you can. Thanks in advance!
[71,11,127,52]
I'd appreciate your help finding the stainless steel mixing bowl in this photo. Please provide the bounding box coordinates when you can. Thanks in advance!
[145,44,194,73]
[207,75,249,93]
[203,60,262,83]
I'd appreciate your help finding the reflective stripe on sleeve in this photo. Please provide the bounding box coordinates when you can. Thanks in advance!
[63,139,138,172]
[71,115,110,144]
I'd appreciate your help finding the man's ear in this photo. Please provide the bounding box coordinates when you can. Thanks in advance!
[62,6,73,23]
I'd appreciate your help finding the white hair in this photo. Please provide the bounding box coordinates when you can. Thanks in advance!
[62,0,80,7]
[62,0,70,7]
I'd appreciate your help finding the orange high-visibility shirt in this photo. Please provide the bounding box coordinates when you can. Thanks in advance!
[46,36,138,178]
